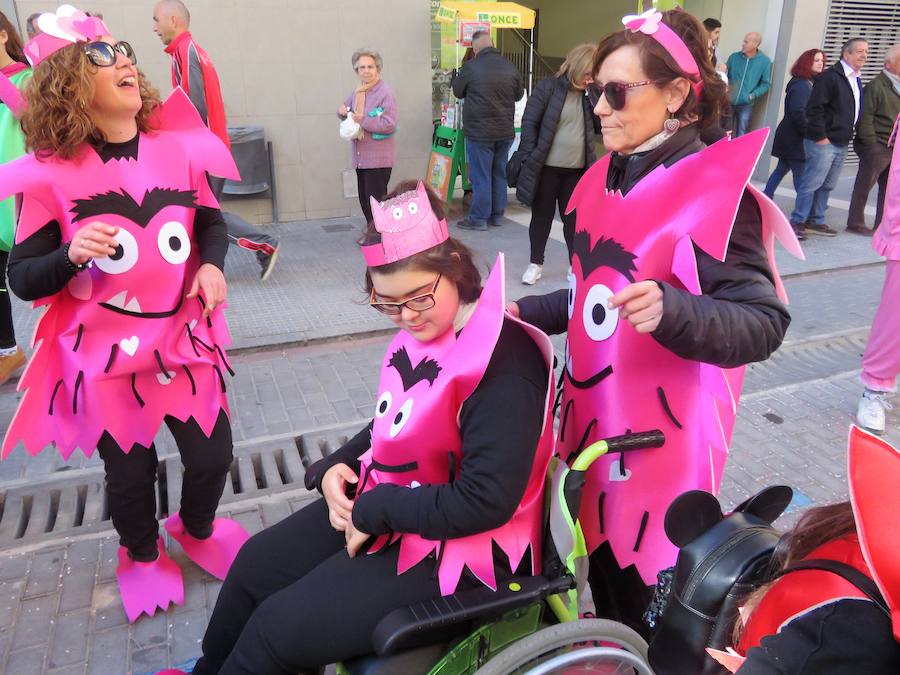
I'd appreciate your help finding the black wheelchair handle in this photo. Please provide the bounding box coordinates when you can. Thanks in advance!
[604,429,665,453]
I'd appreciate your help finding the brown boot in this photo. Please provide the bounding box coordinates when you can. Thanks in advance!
[0,346,26,385]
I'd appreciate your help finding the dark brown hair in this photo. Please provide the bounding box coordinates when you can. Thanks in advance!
[791,49,825,80]
[592,7,727,128]
[0,11,27,65]
[361,180,482,304]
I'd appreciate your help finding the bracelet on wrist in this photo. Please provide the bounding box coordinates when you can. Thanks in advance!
[62,242,90,273]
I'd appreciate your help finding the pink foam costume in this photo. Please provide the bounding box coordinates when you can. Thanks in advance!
[359,185,556,596]
[559,129,803,584]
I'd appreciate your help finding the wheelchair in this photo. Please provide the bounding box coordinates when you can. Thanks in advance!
[335,430,665,675]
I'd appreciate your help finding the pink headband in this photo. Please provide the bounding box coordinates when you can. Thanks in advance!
[622,10,703,98]
[361,182,449,267]
[24,4,110,67]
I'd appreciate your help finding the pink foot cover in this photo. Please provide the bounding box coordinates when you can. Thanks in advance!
[116,537,185,623]
[165,513,249,580]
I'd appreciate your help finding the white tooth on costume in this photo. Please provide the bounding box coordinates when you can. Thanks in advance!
[107,291,128,308]
[409,480,421,489]
[124,297,142,313]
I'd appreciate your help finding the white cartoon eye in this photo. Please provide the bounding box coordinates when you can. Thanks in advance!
[94,227,138,275]
[389,398,414,438]
[407,201,419,215]
[392,207,404,220]
[567,269,577,320]
[582,284,619,341]
[375,391,392,418]
[157,221,191,264]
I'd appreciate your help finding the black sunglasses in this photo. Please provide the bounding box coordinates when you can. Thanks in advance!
[586,80,658,111]
[83,41,137,68]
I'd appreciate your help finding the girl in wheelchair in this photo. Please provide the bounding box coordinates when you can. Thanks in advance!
[189,181,556,674]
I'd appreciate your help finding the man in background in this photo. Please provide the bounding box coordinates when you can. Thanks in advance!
[726,32,771,137]
[153,0,280,280]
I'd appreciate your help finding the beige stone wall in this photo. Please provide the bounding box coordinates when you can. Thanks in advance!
[12,0,434,224]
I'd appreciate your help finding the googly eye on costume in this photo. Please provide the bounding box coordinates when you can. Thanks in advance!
[407,202,418,215]
[389,398,414,438]
[582,284,618,341]
[157,221,191,265]
[392,207,404,220]
[375,391,392,417]
[94,228,139,275]
[567,270,577,320]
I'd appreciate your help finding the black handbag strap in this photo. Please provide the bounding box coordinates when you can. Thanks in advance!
[777,558,889,618]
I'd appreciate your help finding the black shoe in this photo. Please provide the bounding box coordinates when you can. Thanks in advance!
[259,242,280,281]
[488,218,503,227]
[457,219,487,231]
[846,224,874,237]
[791,223,808,241]
[803,222,838,237]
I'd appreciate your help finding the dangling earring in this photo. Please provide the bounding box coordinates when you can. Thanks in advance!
[664,113,680,133]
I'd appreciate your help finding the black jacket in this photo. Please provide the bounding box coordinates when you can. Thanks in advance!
[805,62,861,146]
[517,126,790,369]
[511,74,599,206]
[452,48,524,143]
[771,77,814,161]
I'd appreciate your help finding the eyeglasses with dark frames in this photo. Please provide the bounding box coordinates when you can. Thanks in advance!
[370,275,442,315]
[83,41,137,68]
[586,80,659,110]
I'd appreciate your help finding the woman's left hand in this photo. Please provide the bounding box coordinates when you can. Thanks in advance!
[345,519,371,558]
[187,263,227,318]
[609,280,664,334]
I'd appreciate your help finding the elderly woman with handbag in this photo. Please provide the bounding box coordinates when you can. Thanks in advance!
[338,47,397,224]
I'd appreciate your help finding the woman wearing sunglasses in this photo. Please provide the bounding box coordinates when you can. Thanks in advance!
[186,180,555,674]
[0,5,248,622]
[513,8,794,636]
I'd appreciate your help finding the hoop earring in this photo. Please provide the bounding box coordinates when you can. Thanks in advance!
[663,114,680,133]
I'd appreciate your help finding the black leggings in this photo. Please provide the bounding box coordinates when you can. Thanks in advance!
[588,541,654,640]
[193,498,454,674]
[0,250,15,350]
[95,409,233,561]
[528,166,583,265]
[357,167,392,223]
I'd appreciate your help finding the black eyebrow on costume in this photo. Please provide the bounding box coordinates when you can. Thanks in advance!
[388,346,442,391]
[70,188,198,227]
[572,230,638,281]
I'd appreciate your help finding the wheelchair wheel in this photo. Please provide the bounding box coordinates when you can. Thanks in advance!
[472,618,650,675]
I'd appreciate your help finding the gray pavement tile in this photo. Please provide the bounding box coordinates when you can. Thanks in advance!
[130,610,168,652]
[49,610,90,669]
[47,665,87,675]
[91,582,129,632]
[24,549,64,599]
[5,645,46,675]
[58,563,98,614]
[11,594,57,651]
[168,608,205,666]
[132,645,169,675]
[0,579,24,630]
[0,553,29,581]
[86,626,129,675]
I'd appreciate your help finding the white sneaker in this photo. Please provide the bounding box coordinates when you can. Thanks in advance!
[856,389,893,435]
[522,263,543,285]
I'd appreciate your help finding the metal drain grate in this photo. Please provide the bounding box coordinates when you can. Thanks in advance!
[0,422,362,551]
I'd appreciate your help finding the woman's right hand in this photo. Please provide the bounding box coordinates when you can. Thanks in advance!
[338,103,349,118]
[322,462,358,532]
[68,222,119,265]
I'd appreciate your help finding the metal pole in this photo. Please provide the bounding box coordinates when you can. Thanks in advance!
[528,28,534,93]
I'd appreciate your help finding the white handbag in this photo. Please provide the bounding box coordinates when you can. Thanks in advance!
[339,114,362,141]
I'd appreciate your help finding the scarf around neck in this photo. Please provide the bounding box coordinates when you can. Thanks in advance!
[353,75,380,117]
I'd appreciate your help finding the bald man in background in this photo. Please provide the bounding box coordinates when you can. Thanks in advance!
[726,31,772,137]
[153,0,280,281]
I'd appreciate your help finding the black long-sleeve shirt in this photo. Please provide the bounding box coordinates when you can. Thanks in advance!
[304,319,549,541]
[6,135,228,302]
[517,126,790,369]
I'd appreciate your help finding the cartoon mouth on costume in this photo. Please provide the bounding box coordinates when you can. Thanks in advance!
[99,288,184,319]
[565,356,614,390]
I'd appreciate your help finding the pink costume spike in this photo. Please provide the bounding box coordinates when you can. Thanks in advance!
[560,130,801,583]
[360,182,449,267]
[357,252,555,595]
[164,513,249,580]
[0,87,239,460]
[116,536,184,623]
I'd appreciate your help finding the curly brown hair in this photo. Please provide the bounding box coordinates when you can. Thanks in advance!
[593,7,727,128]
[20,42,161,161]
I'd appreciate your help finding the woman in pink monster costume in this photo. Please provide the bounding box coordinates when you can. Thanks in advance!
[1,5,248,623]
[855,113,900,436]
[183,181,555,674]
[513,8,800,637]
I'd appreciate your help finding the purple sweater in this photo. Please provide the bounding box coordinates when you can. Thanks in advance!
[341,79,397,169]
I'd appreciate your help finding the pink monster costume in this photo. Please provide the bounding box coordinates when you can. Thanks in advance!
[360,184,556,595]
[559,129,802,584]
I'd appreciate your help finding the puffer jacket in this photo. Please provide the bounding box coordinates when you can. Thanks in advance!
[771,76,814,161]
[451,48,524,143]
[511,74,599,206]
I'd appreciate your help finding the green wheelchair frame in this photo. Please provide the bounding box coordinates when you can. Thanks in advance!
[335,430,664,675]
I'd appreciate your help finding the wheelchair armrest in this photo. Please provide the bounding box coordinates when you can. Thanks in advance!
[373,574,575,656]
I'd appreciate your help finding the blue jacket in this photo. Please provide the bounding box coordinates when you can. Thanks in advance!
[727,50,772,106]
[771,77,814,160]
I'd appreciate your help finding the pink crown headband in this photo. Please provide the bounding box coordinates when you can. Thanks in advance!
[24,5,110,67]
[360,182,449,267]
[622,10,703,98]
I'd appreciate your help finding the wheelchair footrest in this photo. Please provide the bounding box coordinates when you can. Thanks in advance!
[373,574,574,655]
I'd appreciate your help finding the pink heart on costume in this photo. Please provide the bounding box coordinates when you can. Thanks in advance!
[72,17,98,38]
[67,274,92,301]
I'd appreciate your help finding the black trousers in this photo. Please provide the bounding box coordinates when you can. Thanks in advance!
[528,166,583,265]
[95,409,233,561]
[0,250,14,349]
[588,541,655,641]
[357,167,392,223]
[193,498,453,674]
[207,176,279,265]
[847,141,892,230]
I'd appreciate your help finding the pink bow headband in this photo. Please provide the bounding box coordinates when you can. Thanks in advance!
[622,10,703,98]
[24,4,110,67]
